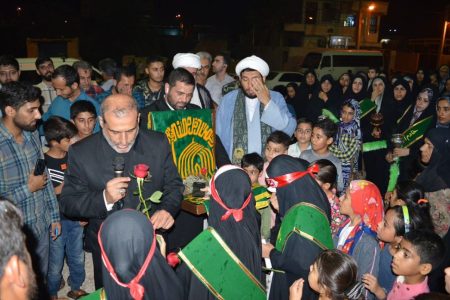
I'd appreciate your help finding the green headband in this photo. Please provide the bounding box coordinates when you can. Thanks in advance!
[402,205,411,234]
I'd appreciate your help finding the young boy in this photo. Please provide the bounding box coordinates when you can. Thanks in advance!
[288,118,313,158]
[43,116,88,300]
[363,229,445,300]
[70,100,97,141]
[300,118,344,193]
[242,153,271,240]
[258,130,291,186]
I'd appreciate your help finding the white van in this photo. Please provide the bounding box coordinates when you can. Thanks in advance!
[301,50,384,80]
[17,57,102,85]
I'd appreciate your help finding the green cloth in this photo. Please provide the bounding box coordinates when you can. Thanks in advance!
[80,289,106,300]
[231,90,272,165]
[149,109,216,180]
[179,227,266,300]
[276,203,333,252]
[321,108,339,123]
[387,162,400,192]
[359,98,377,119]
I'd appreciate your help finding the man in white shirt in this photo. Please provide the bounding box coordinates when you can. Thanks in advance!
[206,53,235,106]
[34,57,56,113]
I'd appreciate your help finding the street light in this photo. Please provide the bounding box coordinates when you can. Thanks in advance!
[438,21,449,68]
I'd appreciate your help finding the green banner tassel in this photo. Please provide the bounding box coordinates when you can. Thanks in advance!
[321,109,339,124]
[387,162,400,192]
[362,140,387,152]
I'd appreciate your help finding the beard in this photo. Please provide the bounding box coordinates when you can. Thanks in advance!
[103,128,138,154]
[43,72,53,81]
[13,118,37,132]
[242,88,257,99]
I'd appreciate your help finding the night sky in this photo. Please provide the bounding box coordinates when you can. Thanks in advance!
[0,0,448,60]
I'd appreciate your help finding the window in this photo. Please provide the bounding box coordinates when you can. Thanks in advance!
[321,56,331,68]
[305,2,318,24]
[266,72,279,80]
[369,16,378,33]
[279,73,304,83]
[344,15,356,27]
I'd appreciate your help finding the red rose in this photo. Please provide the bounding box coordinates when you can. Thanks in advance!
[200,167,207,176]
[134,164,149,179]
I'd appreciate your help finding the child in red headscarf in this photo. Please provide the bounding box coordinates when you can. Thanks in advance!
[335,180,384,299]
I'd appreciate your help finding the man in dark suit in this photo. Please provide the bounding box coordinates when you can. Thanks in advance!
[60,94,184,289]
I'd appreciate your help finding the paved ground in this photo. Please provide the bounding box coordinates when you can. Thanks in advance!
[55,251,95,299]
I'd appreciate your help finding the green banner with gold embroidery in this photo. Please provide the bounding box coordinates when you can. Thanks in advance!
[359,98,377,119]
[147,109,216,179]
[178,227,266,300]
[276,203,333,252]
[402,116,434,148]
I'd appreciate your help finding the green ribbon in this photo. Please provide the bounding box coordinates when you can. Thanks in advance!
[321,109,339,124]
[362,140,387,152]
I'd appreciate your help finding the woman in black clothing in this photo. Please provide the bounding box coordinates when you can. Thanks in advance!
[295,70,319,118]
[387,87,436,181]
[347,74,369,102]
[305,74,341,122]
[361,76,395,194]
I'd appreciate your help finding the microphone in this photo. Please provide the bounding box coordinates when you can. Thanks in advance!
[113,156,125,178]
[112,157,125,210]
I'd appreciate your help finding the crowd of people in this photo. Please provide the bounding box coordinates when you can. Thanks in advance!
[0,51,449,300]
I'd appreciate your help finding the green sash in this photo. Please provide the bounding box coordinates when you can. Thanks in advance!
[276,203,333,252]
[178,227,266,300]
[359,98,377,119]
[80,289,106,300]
[321,109,339,123]
[401,115,434,148]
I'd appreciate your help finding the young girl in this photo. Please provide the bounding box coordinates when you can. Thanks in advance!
[310,159,346,234]
[335,180,384,299]
[386,181,434,231]
[288,118,313,158]
[289,250,364,300]
[363,201,435,296]
[330,99,362,191]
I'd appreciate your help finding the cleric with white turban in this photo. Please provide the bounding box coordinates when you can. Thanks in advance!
[172,53,201,70]
[235,55,270,78]
[215,54,296,165]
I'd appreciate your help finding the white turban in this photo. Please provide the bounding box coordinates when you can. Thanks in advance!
[235,55,270,77]
[172,53,201,69]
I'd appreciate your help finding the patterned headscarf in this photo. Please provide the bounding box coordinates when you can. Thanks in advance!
[339,180,384,255]
[336,99,362,145]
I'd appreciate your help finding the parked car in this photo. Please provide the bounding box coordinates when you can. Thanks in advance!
[265,71,304,89]
[17,57,102,85]
[300,50,384,80]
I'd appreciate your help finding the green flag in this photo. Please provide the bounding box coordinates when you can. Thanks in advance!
[179,227,266,300]
[146,109,216,179]
[402,116,434,148]
[359,98,377,119]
